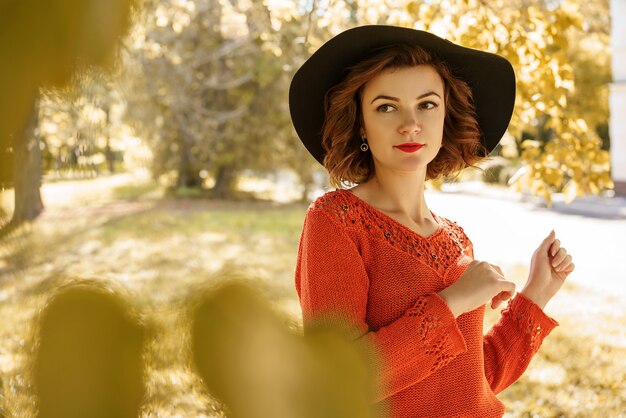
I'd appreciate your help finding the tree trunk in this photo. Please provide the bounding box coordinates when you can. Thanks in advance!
[103,104,115,174]
[175,132,202,189]
[298,169,315,203]
[13,99,44,222]
[104,139,115,174]
[1,98,44,237]
[212,165,237,199]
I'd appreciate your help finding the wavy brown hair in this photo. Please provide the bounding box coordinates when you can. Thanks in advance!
[322,43,487,188]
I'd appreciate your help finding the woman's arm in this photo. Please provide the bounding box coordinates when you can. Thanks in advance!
[483,292,558,393]
[482,231,569,393]
[296,208,467,402]
[521,230,575,309]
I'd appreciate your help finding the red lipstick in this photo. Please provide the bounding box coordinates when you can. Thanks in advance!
[394,143,425,153]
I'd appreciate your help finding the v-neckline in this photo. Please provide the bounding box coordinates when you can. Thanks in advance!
[338,188,444,241]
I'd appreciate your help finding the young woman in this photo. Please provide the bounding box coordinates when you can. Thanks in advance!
[289,26,574,417]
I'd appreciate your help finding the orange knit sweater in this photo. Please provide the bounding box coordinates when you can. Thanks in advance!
[295,189,558,418]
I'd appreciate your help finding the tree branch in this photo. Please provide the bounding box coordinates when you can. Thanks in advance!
[200,72,253,91]
[191,38,254,68]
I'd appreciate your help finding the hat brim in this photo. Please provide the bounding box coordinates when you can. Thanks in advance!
[289,25,516,165]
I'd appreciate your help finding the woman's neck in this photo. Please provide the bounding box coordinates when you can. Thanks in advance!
[353,168,432,226]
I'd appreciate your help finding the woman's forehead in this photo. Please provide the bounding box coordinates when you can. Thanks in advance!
[362,65,444,99]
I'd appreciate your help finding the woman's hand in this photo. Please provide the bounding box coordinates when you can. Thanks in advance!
[438,260,516,318]
[521,230,575,310]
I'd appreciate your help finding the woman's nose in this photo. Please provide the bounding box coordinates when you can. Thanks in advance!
[398,109,421,135]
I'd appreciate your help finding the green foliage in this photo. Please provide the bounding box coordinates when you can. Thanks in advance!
[37,68,128,178]
[513,119,613,206]
[5,0,612,205]
[122,0,317,195]
[481,157,521,185]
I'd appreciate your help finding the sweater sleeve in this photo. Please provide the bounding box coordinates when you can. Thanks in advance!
[483,292,559,394]
[295,208,468,402]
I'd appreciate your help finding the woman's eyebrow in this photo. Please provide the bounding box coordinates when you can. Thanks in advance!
[370,91,442,104]
[370,94,399,104]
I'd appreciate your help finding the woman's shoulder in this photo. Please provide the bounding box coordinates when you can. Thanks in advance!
[305,189,362,231]
[308,189,350,212]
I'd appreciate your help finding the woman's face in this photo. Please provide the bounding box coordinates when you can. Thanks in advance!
[360,65,445,175]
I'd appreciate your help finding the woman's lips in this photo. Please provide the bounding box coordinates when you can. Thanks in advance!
[394,143,425,153]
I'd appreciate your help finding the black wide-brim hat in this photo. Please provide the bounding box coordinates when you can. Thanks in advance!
[289,25,516,165]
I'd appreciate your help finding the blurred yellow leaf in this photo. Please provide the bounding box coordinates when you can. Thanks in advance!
[0,0,135,152]
[562,180,578,204]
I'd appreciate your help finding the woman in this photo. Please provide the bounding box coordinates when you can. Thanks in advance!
[289,26,574,417]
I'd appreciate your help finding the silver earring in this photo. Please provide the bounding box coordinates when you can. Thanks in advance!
[360,136,369,152]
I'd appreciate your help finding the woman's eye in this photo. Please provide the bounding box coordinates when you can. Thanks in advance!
[420,101,438,110]
[376,104,395,113]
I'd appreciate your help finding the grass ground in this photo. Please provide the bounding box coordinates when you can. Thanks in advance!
[0,174,624,417]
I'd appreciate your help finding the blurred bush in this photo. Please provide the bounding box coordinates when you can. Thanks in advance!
[481,157,521,186]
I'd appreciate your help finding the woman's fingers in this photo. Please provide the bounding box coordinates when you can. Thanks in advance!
[555,254,573,271]
[490,280,516,309]
[487,263,515,292]
[548,237,574,274]
[555,263,575,281]
[561,263,576,274]
[501,278,516,294]
[488,263,505,278]
[486,263,515,309]
[551,247,568,267]
[490,289,515,309]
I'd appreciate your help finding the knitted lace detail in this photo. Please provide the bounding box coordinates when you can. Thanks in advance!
[310,189,472,277]
[501,296,549,356]
[407,296,457,372]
